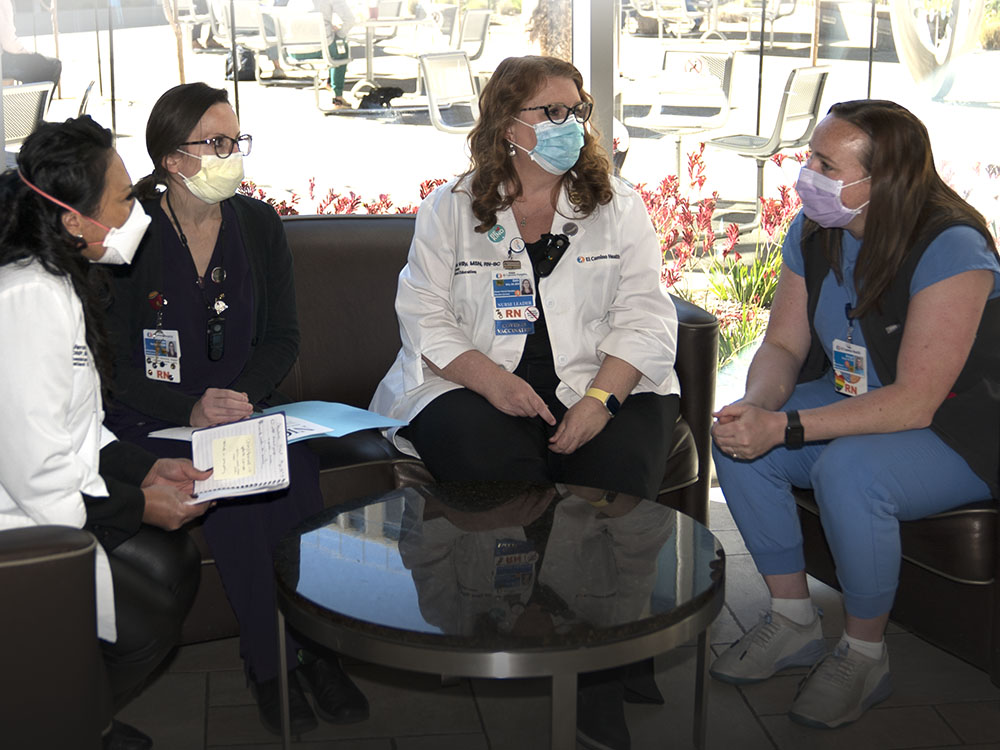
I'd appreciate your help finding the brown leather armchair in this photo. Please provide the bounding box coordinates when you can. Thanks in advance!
[0,526,109,749]
[795,489,1000,685]
[180,213,719,643]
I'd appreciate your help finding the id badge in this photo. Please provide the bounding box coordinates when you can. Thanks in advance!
[832,338,867,396]
[493,268,537,336]
[143,329,181,383]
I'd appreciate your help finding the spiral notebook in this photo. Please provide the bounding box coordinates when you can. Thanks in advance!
[190,412,290,503]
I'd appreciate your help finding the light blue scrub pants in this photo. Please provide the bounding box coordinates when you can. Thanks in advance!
[713,377,992,619]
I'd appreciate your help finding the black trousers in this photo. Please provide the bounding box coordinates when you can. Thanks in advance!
[407,389,680,500]
[127,436,325,682]
[101,526,200,710]
[1,51,61,85]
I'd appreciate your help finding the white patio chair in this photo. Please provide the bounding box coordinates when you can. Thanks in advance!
[625,49,734,176]
[707,64,829,231]
[3,82,54,151]
[419,50,479,134]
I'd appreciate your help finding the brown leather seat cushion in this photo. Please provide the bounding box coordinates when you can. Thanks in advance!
[795,488,998,584]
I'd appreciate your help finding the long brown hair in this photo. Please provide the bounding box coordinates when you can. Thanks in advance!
[804,99,997,316]
[460,55,612,233]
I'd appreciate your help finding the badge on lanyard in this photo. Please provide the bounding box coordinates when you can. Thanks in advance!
[832,303,867,396]
[493,268,535,335]
[143,329,182,383]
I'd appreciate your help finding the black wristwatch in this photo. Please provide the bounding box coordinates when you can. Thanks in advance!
[785,410,804,450]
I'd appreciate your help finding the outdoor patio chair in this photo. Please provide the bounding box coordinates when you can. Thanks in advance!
[454,8,491,61]
[707,64,829,232]
[2,81,54,151]
[209,0,273,55]
[741,0,797,48]
[624,49,734,176]
[419,50,479,134]
[167,0,211,43]
[268,10,354,113]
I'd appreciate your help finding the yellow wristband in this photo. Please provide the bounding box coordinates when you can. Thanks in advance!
[585,387,613,404]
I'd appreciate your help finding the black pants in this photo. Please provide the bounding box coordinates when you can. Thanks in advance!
[407,389,680,500]
[100,526,200,710]
[127,436,325,682]
[1,51,61,85]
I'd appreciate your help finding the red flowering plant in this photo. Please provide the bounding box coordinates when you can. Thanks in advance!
[704,154,805,367]
[237,177,448,216]
[634,144,720,297]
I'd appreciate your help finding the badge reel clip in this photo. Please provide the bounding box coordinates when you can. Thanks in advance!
[206,295,228,362]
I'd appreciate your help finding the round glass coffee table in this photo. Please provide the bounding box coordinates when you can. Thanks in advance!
[274,481,725,749]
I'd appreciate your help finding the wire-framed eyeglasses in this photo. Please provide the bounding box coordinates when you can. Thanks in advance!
[519,102,593,125]
[179,134,253,159]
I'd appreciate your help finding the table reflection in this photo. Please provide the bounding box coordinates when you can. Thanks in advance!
[289,482,721,647]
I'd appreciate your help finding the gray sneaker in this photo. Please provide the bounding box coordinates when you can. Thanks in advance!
[710,610,825,685]
[789,642,892,729]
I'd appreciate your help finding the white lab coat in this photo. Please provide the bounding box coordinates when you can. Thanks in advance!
[370,175,679,455]
[0,259,117,642]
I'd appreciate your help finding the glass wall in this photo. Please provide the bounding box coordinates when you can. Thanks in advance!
[2,0,997,223]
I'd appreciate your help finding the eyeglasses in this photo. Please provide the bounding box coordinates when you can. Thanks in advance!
[535,234,570,277]
[519,102,593,125]
[179,134,253,159]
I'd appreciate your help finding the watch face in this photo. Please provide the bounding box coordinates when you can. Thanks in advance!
[606,394,621,416]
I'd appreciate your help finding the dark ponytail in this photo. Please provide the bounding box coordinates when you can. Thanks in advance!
[0,115,116,395]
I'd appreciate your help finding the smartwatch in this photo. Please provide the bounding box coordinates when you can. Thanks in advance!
[585,387,620,417]
[785,410,804,450]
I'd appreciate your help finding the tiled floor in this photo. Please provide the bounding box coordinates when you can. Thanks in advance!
[121,489,1000,750]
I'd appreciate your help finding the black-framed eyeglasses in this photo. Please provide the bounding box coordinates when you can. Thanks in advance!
[179,134,253,158]
[519,102,593,125]
[535,234,570,277]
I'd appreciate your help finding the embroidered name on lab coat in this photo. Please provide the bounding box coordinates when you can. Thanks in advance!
[576,253,621,264]
[72,344,89,367]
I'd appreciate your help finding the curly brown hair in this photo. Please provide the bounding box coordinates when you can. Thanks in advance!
[459,55,613,233]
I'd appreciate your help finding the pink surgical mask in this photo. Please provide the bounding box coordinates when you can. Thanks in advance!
[795,166,870,229]
[19,170,150,264]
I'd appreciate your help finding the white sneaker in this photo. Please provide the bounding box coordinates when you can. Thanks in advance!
[789,642,892,729]
[710,610,826,684]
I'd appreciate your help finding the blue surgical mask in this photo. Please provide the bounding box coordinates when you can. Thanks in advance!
[508,118,585,175]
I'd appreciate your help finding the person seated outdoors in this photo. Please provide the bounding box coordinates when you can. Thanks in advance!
[102,82,368,738]
[370,54,681,750]
[0,115,211,750]
[1,0,61,85]
[709,99,1000,728]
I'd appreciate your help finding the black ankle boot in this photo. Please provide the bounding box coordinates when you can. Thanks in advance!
[297,654,370,724]
[250,671,318,736]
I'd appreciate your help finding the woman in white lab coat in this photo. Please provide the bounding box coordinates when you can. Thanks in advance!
[0,116,208,750]
[371,56,677,750]
[372,55,679,503]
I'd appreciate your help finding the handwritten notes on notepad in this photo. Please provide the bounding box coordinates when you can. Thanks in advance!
[190,413,290,503]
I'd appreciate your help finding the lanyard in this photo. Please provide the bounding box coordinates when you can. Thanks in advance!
[845,303,855,343]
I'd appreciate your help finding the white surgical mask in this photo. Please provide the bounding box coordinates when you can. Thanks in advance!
[177,150,245,204]
[90,199,151,265]
[17,170,150,264]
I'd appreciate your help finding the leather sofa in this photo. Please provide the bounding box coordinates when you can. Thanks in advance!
[796,490,1000,685]
[165,212,720,644]
[0,526,109,748]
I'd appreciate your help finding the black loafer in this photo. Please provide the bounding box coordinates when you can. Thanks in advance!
[577,677,630,750]
[102,720,152,750]
[297,655,370,724]
[251,672,318,737]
